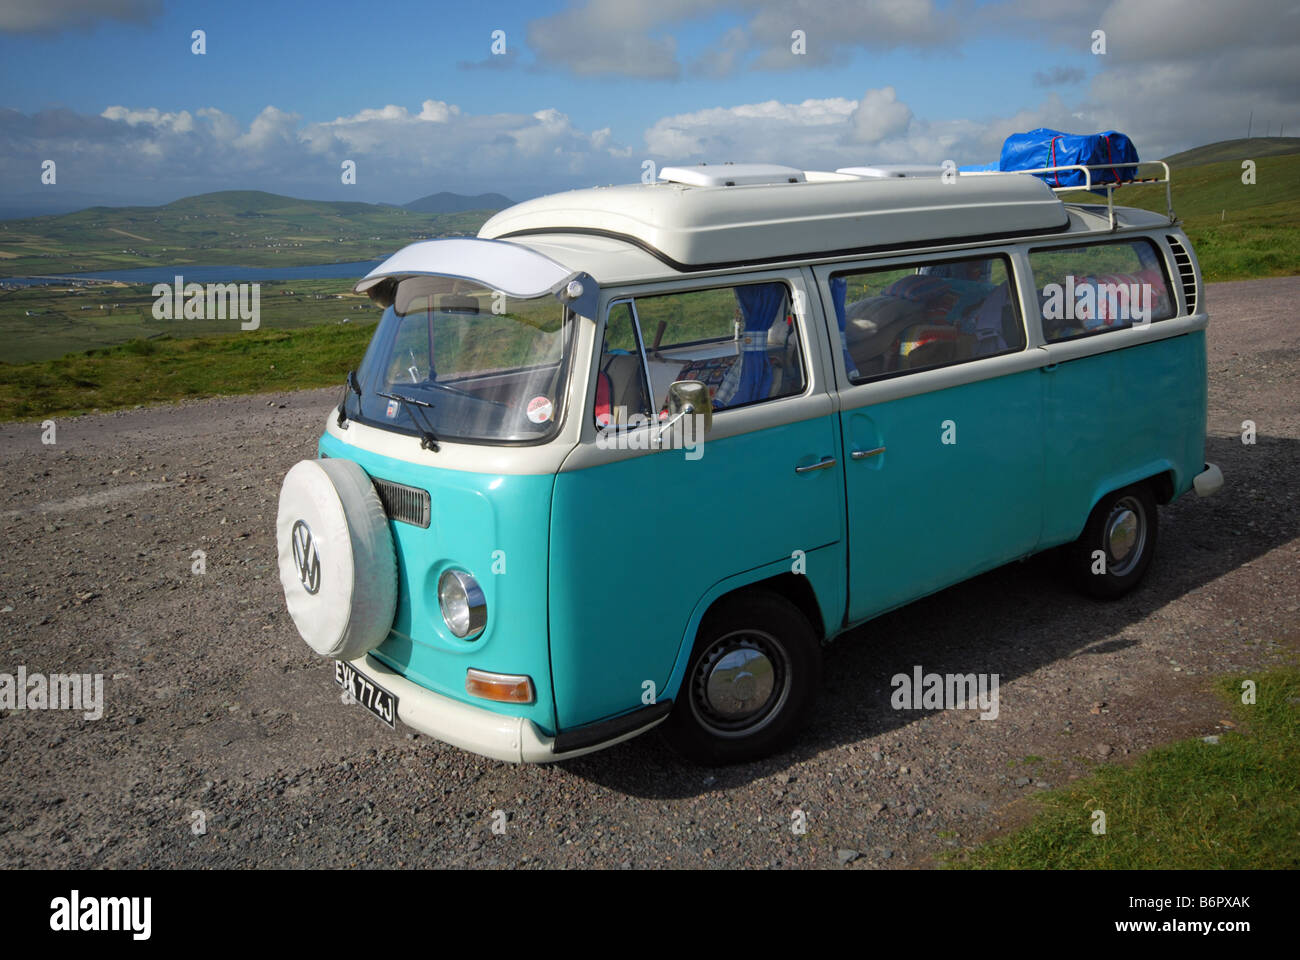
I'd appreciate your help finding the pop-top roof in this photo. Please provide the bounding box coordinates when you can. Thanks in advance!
[479,173,1070,270]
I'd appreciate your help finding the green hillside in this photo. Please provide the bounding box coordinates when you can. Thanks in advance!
[1063,153,1300,281]
[1163,136,1300,167]
[0,190,499,278]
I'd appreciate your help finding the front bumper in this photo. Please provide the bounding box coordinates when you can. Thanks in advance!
[346,653,671,763]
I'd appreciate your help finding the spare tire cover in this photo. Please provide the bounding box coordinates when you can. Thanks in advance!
[276,458,397,660]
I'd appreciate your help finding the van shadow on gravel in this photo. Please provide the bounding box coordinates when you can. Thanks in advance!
[560,432,1298,797]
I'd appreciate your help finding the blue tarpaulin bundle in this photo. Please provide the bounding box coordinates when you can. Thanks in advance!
[996,129,1139,187]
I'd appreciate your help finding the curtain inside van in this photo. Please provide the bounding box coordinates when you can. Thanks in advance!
[830,277,861,380]
[731,283,782,405]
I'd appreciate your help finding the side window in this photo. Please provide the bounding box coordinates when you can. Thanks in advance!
[595,282,806,427]
[594,301,653,427]
[1030,238,1174,343]
[828,254,1025,383]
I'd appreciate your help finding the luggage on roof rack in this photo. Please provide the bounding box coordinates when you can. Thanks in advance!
[997,129,1139,188]
[959,128,1174,229]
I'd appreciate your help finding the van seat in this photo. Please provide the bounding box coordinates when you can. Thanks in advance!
[598,352,652,424]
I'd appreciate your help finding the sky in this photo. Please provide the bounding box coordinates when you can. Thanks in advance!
[0,0,1297,212]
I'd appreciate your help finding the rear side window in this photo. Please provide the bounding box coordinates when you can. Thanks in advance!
[594,281,806,428]
[1030,238,1174,343]
[828,254,1025,384]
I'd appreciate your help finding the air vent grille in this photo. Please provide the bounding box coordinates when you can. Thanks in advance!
[1167,235,1198,315]
[372,477,431,528]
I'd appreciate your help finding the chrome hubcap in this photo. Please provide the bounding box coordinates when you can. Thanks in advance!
[1103,496,1147,577]
[706,646,775,718]
[1108,509,1138,560]
[690,631,791,738]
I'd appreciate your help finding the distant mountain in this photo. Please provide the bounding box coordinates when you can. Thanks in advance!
[0,190,498,278]
[1163,137,1300,167]
[0,189,513,224]
[403,191,512,214]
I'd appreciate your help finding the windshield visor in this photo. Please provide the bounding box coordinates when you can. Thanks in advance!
[348,277,574,444]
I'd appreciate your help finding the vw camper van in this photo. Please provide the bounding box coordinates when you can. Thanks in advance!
[276,160,1222,764]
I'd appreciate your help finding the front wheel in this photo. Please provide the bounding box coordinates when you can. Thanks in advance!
[1066,482,1159,599]
[663,591,822,764]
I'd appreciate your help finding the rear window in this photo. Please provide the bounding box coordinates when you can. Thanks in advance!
[1030,238,1175,343]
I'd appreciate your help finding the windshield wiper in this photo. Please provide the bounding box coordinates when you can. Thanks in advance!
[336,369,362,427]
[417,379,510,408]
[377,391,441,452]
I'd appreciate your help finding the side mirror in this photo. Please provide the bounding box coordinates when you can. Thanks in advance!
[663,379,713,435]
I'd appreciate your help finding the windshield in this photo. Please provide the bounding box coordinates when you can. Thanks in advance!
[346,279,574,444]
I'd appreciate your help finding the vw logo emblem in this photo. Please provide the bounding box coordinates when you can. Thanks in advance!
[291,520,321,595]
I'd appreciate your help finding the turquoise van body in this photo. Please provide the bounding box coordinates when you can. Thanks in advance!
[317,435,561,734]
[280,162,1221,763]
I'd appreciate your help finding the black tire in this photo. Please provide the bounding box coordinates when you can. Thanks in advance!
[663,591,822,764]
[1066,482,1159,599]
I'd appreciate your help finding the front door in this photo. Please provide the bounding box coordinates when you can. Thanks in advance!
[548,271,844,731]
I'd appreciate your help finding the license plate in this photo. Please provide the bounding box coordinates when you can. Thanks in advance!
[334,660,398,728]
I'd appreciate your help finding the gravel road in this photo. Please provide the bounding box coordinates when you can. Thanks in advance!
[1,276,1297,869]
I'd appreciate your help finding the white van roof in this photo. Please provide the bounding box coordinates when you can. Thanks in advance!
[479,174,1070,272]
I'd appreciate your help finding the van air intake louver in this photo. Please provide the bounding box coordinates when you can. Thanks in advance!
[1167,235,1198,316]
[371,477,431,528]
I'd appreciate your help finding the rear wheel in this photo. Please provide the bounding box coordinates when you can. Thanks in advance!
[1066,482,1159,599]
[663,591,821,764]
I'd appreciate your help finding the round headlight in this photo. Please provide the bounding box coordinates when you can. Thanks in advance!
[438,569,486,639]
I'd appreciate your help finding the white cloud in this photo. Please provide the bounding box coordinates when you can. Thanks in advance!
[644,97,858,157]
[0,0,160,34]
[100,106,194,132]
[418,100,461,123]
[641,89,1089,170]
[527,0,957,77]
[746,0,958,69]
[0,98,638,203]
[848,87,914,144]
[526,0,693,78]
[980,0,1300,155]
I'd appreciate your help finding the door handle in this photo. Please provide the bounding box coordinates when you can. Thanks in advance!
[1040,363,1059,372]
[850,445,886,461]
[795,456,837,474]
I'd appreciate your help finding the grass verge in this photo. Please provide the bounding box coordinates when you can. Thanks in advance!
[947,666,1300,869]
[0,322,375,420]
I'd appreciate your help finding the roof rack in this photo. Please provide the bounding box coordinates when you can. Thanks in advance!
[961,161,1173,230]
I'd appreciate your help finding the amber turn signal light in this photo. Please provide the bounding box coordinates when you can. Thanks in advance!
[466,669,535,704]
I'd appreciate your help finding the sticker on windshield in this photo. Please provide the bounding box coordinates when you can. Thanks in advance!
[386,399,399,419]
[526,396,553,424]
